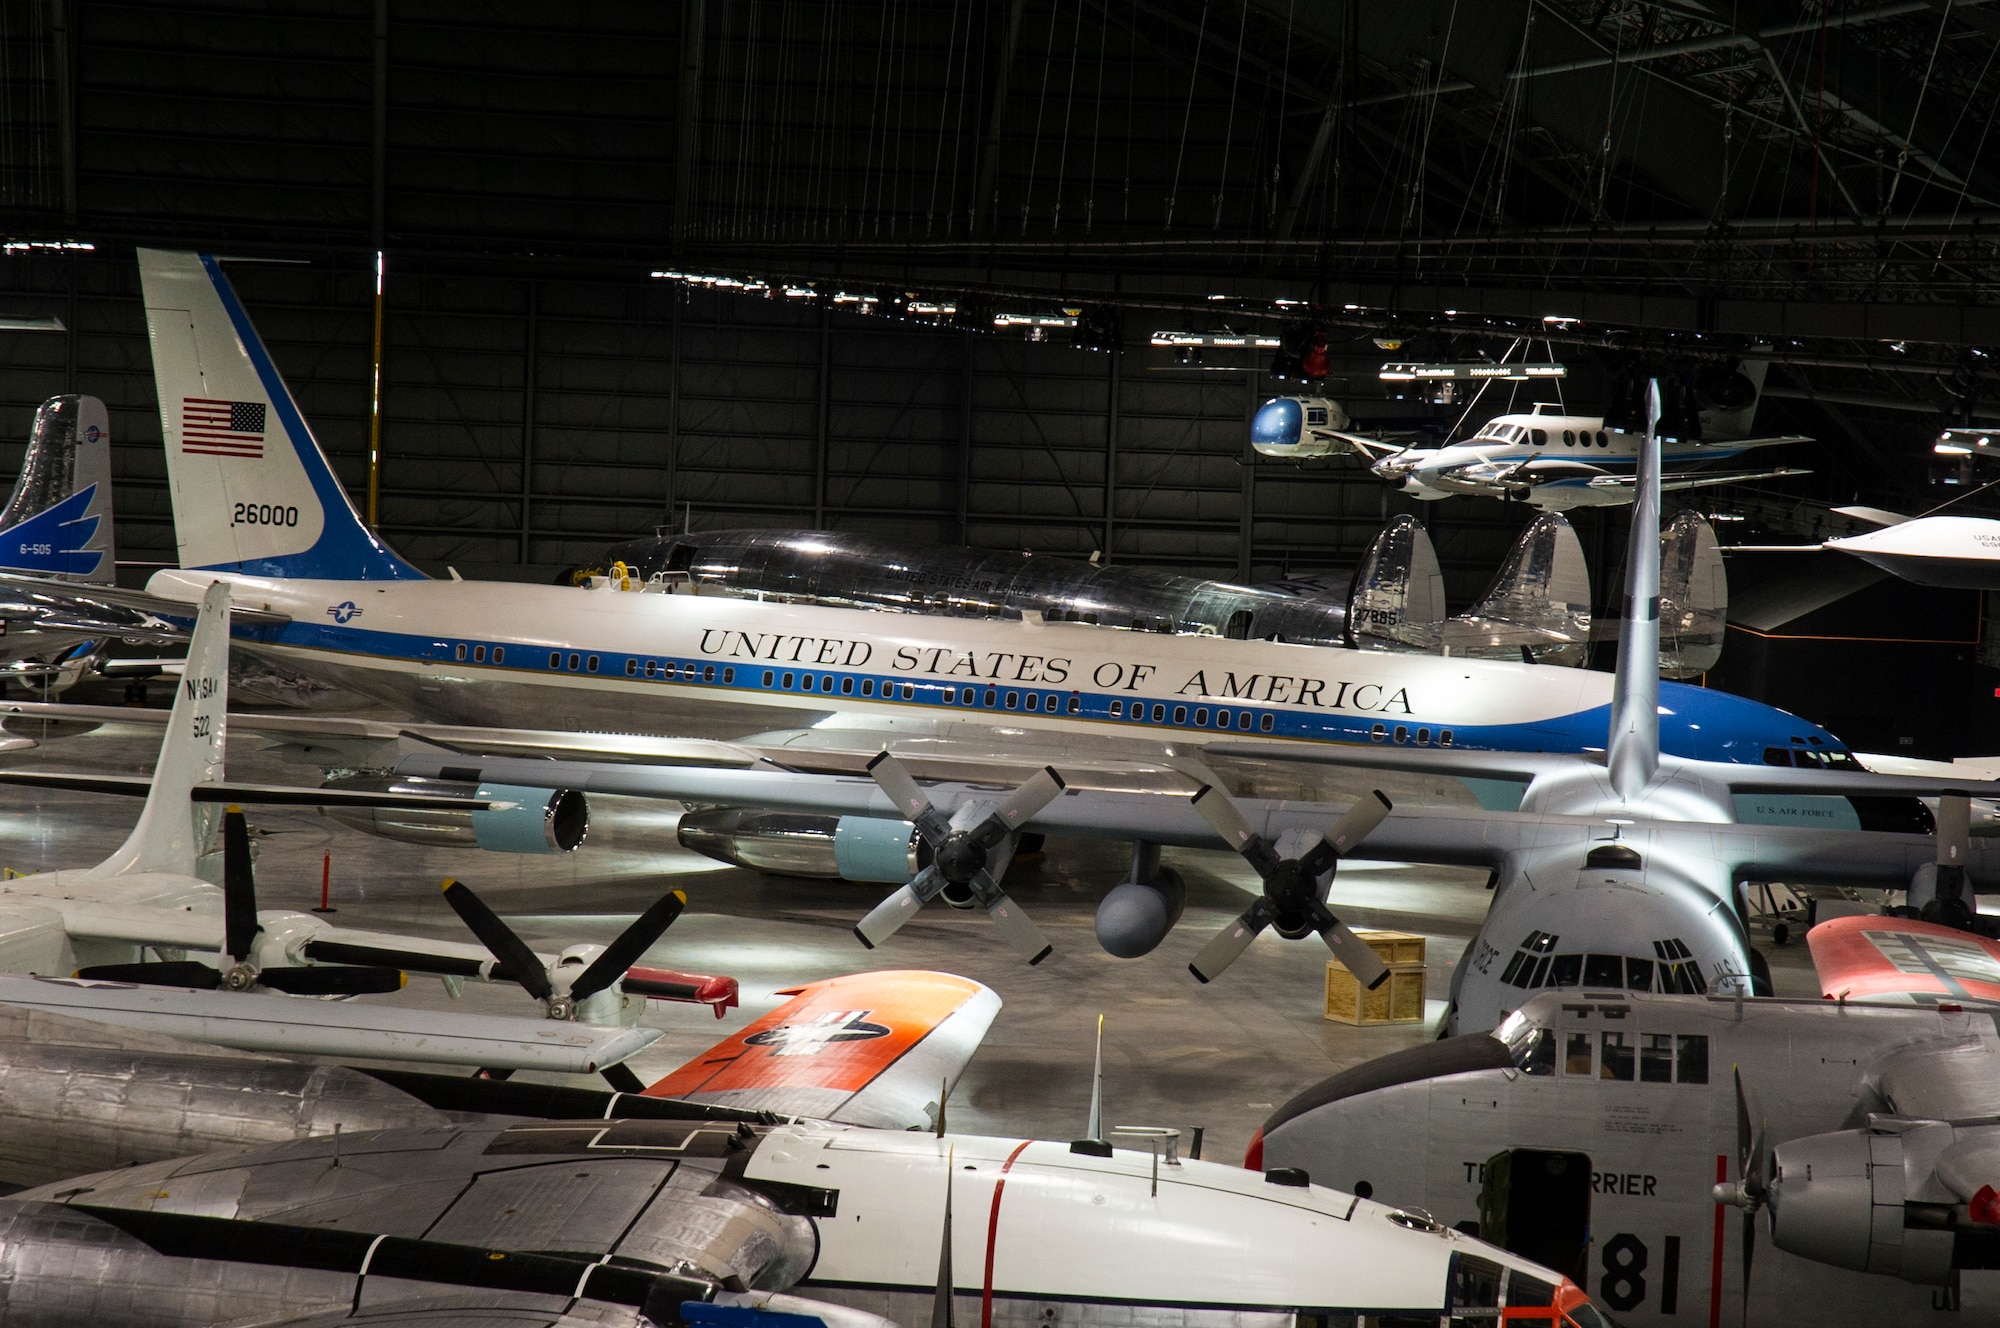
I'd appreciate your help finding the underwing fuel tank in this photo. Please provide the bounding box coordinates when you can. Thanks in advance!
[318,773,588,853]
[676,807,925,882]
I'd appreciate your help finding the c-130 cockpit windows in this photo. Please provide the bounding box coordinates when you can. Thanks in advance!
[1497,931,1708,996]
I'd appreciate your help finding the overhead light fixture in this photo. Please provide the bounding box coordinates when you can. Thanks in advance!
[3,239,93,255]
[0,315,65,332]
[993,312,1077,328]
[1379,362,1566,382]
[1937,427,2000,456]
[1149,332,1282,349]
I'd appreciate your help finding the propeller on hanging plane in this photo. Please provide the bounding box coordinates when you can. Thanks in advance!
[1186,785,1394,985]
[853,752,1064,964]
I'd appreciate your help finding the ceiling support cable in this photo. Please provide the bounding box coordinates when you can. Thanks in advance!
[1164,0,1213,234]
[1212,0,1249,230]
[970,0,1027,239]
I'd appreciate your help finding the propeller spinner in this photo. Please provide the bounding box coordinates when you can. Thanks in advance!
[853,752,1064,964]
[1186,785,1394,985]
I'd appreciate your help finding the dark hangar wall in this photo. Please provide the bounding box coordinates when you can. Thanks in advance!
[0,0,1544,593]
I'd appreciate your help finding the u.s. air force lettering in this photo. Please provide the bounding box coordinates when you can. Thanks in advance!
[695,627,1414,714]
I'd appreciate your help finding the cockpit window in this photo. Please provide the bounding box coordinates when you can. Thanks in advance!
[1583,954,1622,987]
[1564,1032,1593,1076]
[1599,1031,1635,1081]
[1447,1252,1503,1318]
[1511,1026,1555,1076]
[1678,1034,1710,1084]
[1762,747,1792,767]
[1641,1033,1673,1083]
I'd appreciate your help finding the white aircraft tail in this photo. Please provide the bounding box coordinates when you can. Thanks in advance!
[1346,515,1448,650]
[0,395,114,582]
[1658,512,1726,679]
[1606,382,1664,800]
[1697,354,1769,441]
[135,248,423,582]
[1444,513,1593,666]
[86,579,232,878]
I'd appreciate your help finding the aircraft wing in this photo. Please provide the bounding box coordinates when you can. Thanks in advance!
[1587,465,1812,493]
[0,571,289,629]
[643,970,999,1128]
[1806,914,2000,1008]
[1322,431,1416,461]
[0,974,659,1071]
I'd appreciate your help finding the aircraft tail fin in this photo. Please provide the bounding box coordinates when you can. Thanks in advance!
[1606,381,1664,800]
[1439,512,1592,666]
[135,248,423,582]
[1658,512,1727,679]
[1697,352,1769,441]
[0,395,115,583]
[85,579,231,878]
[1346,514,1447,650]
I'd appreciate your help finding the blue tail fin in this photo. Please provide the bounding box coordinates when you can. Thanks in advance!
[0,395,115,582]
[136,248,424,582]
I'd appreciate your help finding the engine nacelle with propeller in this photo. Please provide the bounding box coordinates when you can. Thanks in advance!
[1763,1120,1994,1287]
[317,773,588,853]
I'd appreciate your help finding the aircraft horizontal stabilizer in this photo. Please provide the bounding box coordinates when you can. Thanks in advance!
[0,974,660,1071]
[0,571,291,627]
[0,768,495,812]
[643,969,1000,1128]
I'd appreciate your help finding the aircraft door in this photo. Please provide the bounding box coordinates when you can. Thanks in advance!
[1477,1148,1592,1286]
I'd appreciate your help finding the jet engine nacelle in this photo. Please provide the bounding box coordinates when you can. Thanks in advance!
[1768,1123,1970,1285]
[1094,865,1186,958]
[676,808,925,883]
[319,775,588,854]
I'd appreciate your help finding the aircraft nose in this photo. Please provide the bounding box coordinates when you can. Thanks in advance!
[1252,398,1304,450]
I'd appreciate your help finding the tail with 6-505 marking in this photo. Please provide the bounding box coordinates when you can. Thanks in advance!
[136,248,423,583]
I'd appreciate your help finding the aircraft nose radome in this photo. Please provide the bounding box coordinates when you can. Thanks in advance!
[1252,398,1303,449]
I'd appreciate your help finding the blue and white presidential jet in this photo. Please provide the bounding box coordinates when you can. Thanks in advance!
[131,247,1844,779]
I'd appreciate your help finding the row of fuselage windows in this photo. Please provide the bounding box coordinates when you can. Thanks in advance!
[1516,1028,1710,1084]
[437,644,1463,739]
[1500,949,1709,996]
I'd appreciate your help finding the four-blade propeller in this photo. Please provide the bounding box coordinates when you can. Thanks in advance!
[853,752,1064,964]
[79,807,407,996]
[307,878,689,1021]
[1185,785,1395,985]
[1710,1065,1772,1319]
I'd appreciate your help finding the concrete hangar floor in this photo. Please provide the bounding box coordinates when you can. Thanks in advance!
[0,702,1823,1172]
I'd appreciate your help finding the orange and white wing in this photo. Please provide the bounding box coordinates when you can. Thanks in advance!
[642,969,1000,1128]
[1808,914,2000,1005]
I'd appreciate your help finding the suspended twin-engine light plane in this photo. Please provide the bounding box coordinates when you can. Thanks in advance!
[1254,359,1813,510]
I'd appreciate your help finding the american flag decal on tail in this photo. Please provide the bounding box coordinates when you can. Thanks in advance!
[181,398,266,458]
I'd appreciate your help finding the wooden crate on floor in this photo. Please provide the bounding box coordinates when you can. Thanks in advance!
[1324,930,1428,1026]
